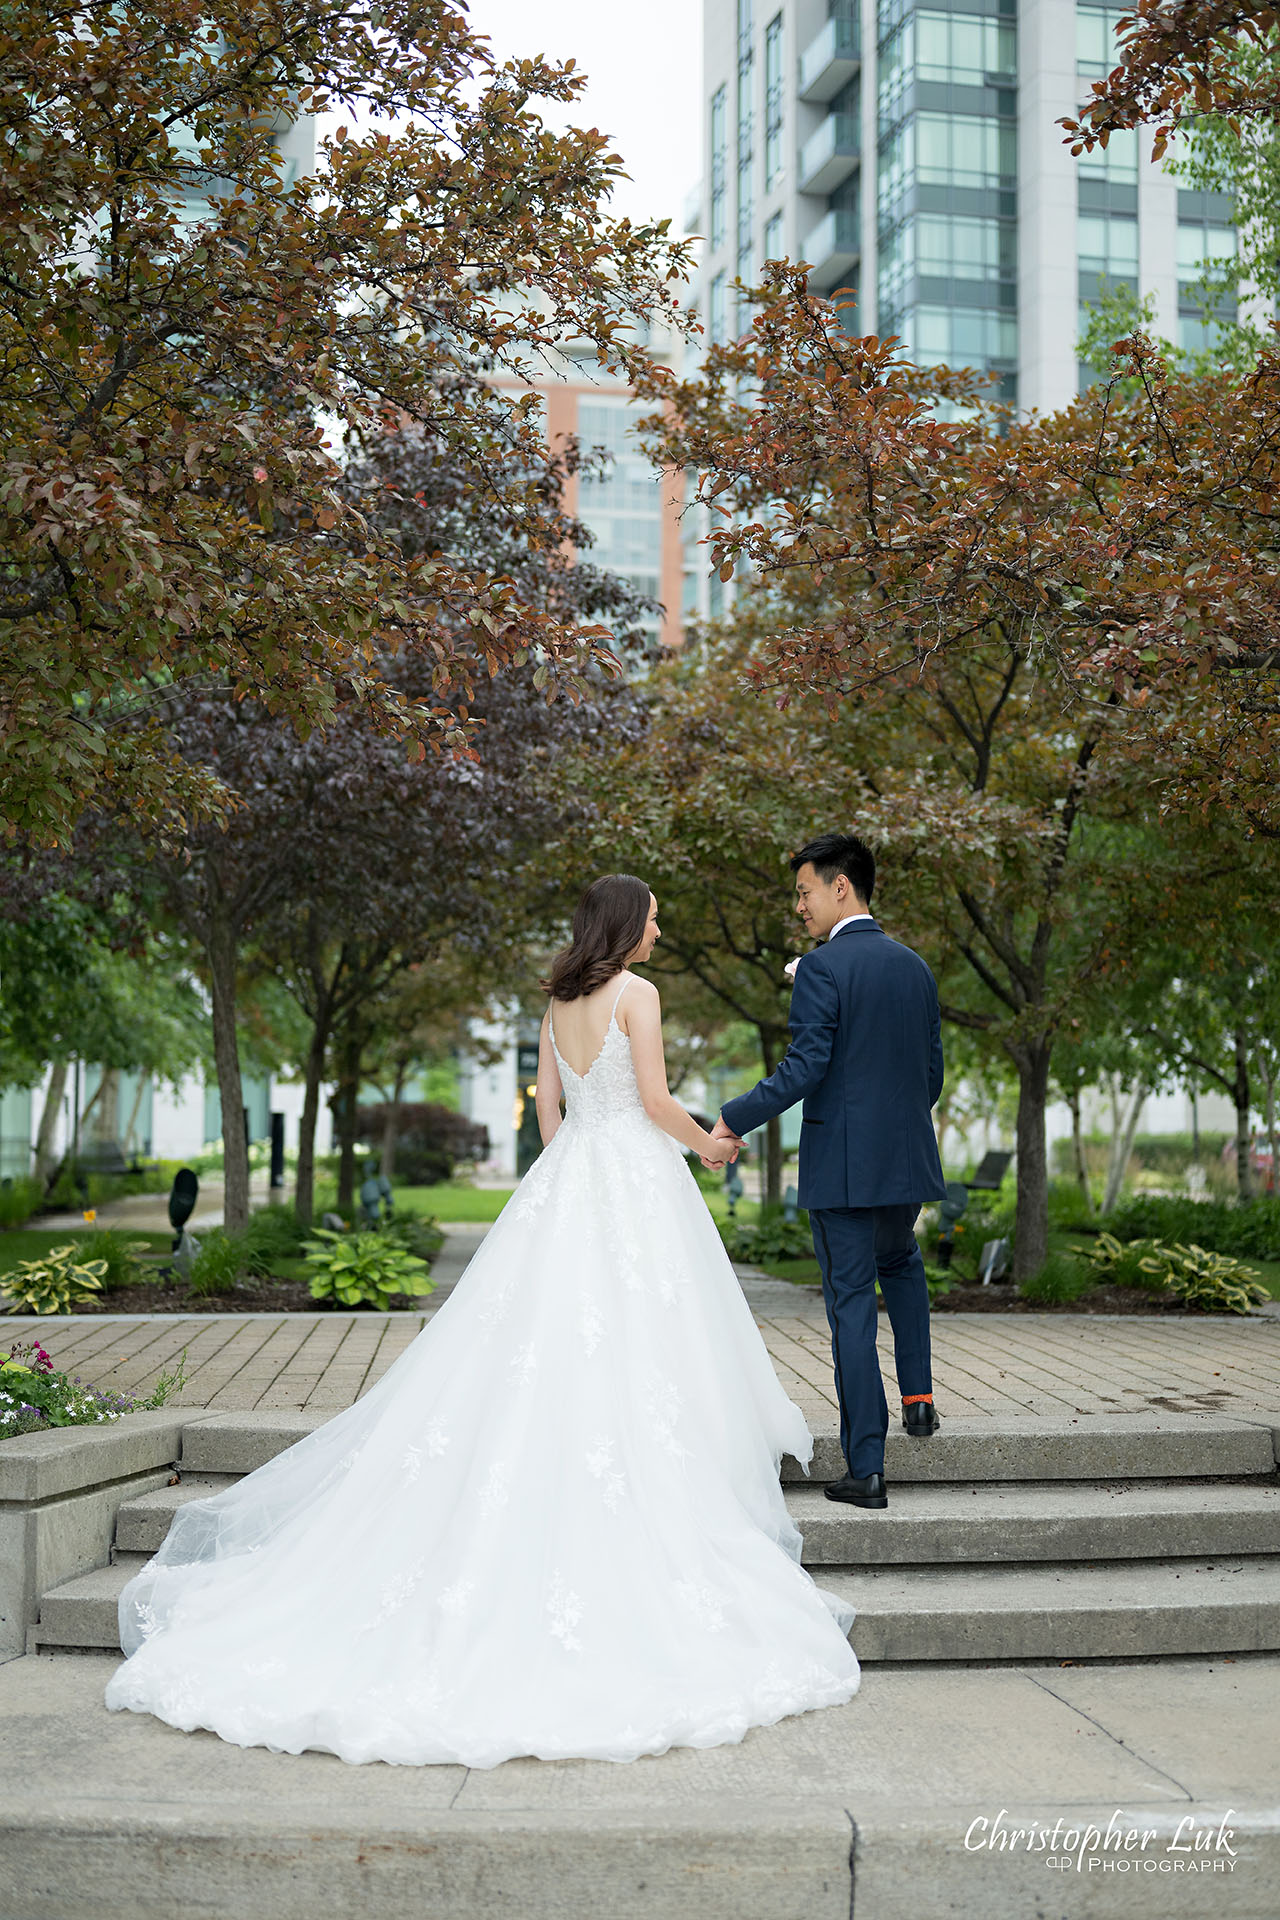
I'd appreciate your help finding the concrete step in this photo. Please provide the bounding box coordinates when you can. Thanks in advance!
[113,1474,238,1553]
[178,1408,1279,1485]
[32,1531,1280,1664]
[826,1556,1280,1661]
[28,1554,150,1652]
[788,1477,1280,1565]
[783,1413,1278,1485]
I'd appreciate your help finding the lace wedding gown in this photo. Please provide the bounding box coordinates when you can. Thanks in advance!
[104,980,860,1767]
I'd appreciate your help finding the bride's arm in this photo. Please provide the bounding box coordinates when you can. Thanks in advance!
[622,978,731,1162]
[535,1010,564,1146]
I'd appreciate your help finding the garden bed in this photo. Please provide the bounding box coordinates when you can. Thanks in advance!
[929,1280,1202,1315]
[10,1275,433,1315]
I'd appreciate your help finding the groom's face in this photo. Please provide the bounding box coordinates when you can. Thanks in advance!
[794,862,851,940]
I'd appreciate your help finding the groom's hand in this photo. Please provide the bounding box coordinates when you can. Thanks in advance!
[709,1118,743,1164]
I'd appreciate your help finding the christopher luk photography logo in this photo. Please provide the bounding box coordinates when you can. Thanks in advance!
[964,1807,1239,1875]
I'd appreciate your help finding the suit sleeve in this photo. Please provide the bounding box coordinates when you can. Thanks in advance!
[928,976,944,1108]
[720,957,839,1139]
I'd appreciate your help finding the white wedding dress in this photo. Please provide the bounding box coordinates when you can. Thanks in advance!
[104,979,860,1766]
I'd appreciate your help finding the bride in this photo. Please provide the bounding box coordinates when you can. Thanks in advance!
[104,874,861,1767]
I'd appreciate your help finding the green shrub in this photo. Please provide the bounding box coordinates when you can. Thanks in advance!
[1019,1251,1093,1305]
[1082,1232,1165,1291]
[76,1228,153,1291]
[187,1229,244,1296]
[1137,1242,1268,1314]
[0,1177,44,1230]
[923,1263,955,1301]
[302,1229,433,1310]
[1086,1231,1268,1313]
[1102,1195,1280,1261]
[381,1212,444,1264]
[0,1244,107,1315]
[1046,1182,1097,1233]
[237,1206,308,1276]
[721,1213,814,1263]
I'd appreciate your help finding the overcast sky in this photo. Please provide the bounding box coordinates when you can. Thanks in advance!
[469,0,702,231]
[317,0,703,236]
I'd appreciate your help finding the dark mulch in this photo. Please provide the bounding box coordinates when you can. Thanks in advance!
[929,1280,1195,1315]
[28,1275,432,1315]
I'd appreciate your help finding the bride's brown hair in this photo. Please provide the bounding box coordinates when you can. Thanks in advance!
[544,875,651,1002]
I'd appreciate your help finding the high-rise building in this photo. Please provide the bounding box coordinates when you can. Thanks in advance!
[696,0,1239,420]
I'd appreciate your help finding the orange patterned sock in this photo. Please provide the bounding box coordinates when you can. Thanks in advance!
[902,1394,933,1405]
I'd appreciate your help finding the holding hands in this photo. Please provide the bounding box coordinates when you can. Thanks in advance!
[700,1117,745,1172]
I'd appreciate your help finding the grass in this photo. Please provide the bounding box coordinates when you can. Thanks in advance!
[0,1228,171,1278]
[392,1183,517,1224]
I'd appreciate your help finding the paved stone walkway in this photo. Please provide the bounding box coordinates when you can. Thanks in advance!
[6,1225,1279,1422]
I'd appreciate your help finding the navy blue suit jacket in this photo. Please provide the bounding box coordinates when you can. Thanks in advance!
[721,921,946,1211]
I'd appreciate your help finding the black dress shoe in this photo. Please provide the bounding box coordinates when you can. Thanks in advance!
[902,1400,940,1437]
[824,1471,888,1509]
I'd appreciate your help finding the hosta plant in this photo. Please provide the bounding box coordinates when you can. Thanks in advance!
[302,1230,433,1311]
[0,1246,107,1315]
[1086,1232,1269,1314]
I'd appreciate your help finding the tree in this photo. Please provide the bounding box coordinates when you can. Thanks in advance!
[1060,2,1280,157]
[639,276,1280,839]
[566,632,857,1204]
[0,878,206,1185]
[635,290,1245,1277]
[0,0,690,845]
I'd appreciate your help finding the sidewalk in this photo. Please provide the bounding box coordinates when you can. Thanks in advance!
[4,1223,1279,1917]
[8,1224,1280,1424]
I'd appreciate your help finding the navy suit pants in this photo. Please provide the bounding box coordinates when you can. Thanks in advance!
[809,1204,933,1478]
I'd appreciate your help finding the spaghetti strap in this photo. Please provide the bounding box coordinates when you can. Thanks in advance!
[609,974,632,1020]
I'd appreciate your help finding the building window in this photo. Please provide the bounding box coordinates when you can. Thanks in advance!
[710,86,727,250]
[1077,212,1138,278]
[765,14,784,190]
[1075,125,1138,181]
[1177,220,1237,291]
[881,113,1016,201]
[880,8,1016,117]
[709,270,728,343]
[906,303,1017,365]
[577,400,663,622]
[1076,2,1129,80]
[764,209,784,263]
[737,8,755,311]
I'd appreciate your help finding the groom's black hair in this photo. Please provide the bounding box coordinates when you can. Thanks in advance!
[791,832,875,905]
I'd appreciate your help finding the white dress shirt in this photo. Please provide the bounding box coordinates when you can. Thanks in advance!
[826,912,875,939]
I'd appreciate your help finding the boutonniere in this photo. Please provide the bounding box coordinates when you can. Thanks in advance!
[784,957,801,981]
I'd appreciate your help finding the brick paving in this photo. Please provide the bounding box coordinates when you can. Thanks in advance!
[6,1223,1279,1422]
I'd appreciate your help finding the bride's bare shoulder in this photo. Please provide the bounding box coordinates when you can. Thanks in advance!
[619,973,660,1024]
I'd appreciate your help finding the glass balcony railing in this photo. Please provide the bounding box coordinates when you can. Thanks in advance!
[799,112,860,196]
[803,207,861,291]
[799,15,861,104]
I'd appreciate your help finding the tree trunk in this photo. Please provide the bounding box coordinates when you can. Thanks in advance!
[1233,1025,1254,1203]
[380,1062,408,1181]
[1011,1042,1052,1284]
[33,1060,68,1189]
[208,905,250,1234]
[334,1025,363,1217]
[121,1075,147,1157]
[295,1019,330,1229]
[1260,1056,1279,1198]
[756,1027,783,1208]
[1068,1089,1094,1216]
[1102,1077,1147,1216]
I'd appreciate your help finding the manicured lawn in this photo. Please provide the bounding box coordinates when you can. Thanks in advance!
[0,1228,171,1276]
[393,1184,517,1223]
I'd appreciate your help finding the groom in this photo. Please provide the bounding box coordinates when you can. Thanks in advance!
[711,831,945,1510]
